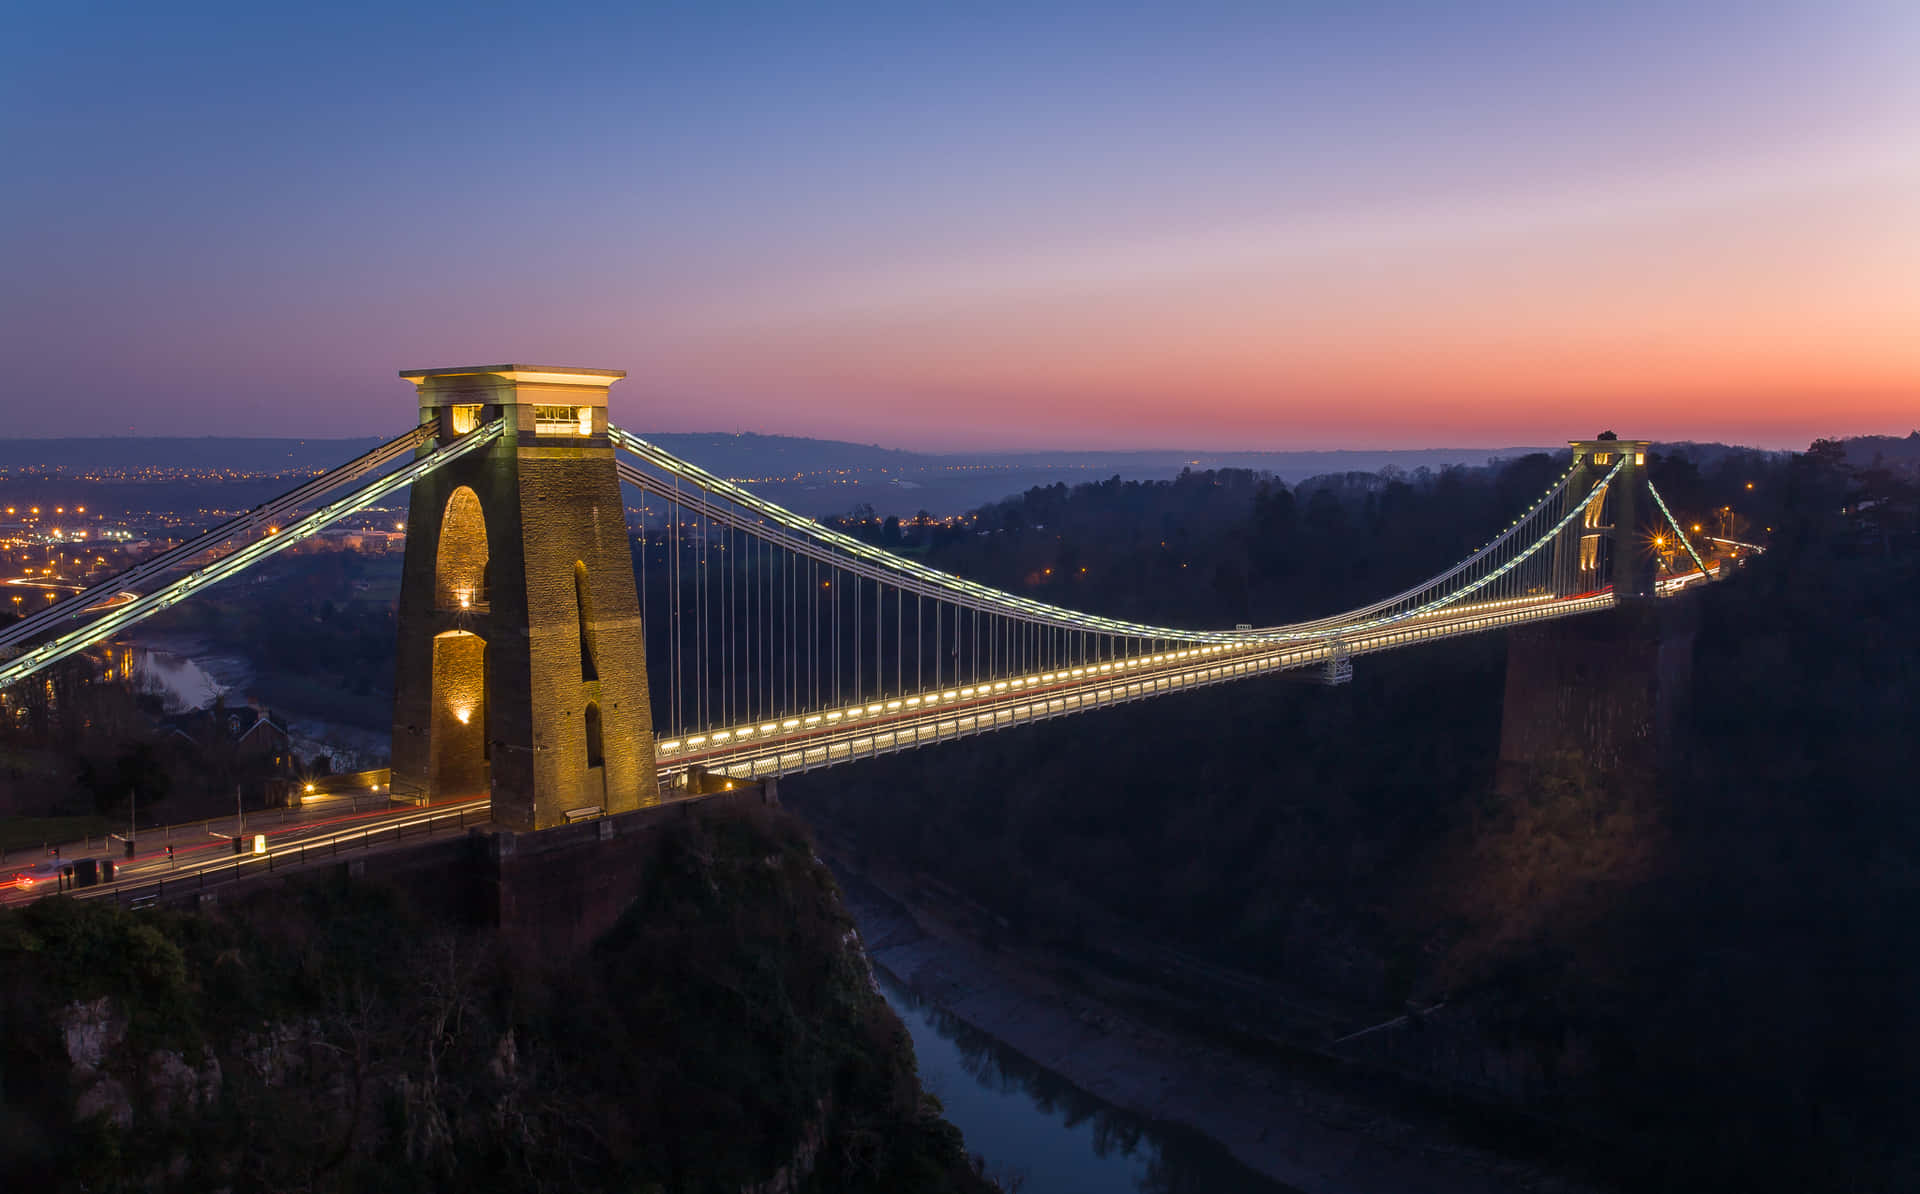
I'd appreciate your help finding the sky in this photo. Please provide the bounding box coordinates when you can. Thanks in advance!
[2,0,1916,450]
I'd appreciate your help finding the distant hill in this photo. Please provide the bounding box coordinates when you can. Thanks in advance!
[0,432,1560,479]
[0,433,931,476]
[1843,431,1920,472]
[0,432,1572,518]
[0,437,385,472]
[637,432,927,478]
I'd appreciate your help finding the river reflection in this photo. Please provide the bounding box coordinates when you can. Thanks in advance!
[878,969,1298,1194]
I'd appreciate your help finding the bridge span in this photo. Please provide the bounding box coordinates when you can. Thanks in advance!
[0,364,1728,843]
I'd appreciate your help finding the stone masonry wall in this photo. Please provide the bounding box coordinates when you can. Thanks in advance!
[1495,599,1697,791]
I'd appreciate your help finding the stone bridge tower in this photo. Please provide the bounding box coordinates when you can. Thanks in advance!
[389,365,659,831]
[1557,437,1655,600]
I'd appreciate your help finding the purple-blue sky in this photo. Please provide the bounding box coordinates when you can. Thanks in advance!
[3,1,1915,449]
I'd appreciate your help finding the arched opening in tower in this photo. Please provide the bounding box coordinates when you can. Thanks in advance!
[429,629,489,797]
[1580,481,1611,577]
[584,701,604,769]
[437,486,490,611]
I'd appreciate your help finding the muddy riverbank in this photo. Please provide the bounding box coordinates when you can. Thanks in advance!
[836,859,1609,1194]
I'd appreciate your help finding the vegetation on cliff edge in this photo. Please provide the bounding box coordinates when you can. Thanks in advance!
[0,802,995,1194]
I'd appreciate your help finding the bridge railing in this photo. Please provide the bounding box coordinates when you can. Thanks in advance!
[66,800,486,908]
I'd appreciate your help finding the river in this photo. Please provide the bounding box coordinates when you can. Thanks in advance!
[123,639,390,771]
[878,969,1298,1194]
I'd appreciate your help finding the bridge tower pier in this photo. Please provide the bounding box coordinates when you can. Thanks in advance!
[389,365,660,832]
[1501,437,1689,790]
[1495,600,1696,791]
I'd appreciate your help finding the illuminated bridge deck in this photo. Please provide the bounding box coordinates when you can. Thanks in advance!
[661,590,1619,783]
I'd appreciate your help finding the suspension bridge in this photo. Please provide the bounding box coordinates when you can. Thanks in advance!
[0,365,1719,839]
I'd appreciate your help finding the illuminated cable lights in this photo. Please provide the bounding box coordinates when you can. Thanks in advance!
[0,422,504,691]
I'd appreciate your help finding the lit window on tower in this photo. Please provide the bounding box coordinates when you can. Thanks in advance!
[534,405,593,436]
[450,404,484,434]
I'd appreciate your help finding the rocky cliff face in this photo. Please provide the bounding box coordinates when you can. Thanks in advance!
[0,802,996,1194]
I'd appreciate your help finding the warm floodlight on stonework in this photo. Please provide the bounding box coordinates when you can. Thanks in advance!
[390,363,659,832]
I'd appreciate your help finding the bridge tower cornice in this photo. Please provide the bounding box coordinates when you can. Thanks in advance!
[401,364,627,445]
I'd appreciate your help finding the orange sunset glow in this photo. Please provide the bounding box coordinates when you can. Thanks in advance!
[5,3,1916,448]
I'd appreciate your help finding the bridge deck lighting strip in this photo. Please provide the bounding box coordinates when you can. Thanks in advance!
[674,591,1618,783]
[0,424,434,652]
[657,588,1612,771]
[0,422,503,690]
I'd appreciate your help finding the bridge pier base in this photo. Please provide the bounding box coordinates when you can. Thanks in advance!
[1495,600,1697,793]
[476,780,779,956]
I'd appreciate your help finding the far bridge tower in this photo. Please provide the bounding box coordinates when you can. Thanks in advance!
[1560,436,1655,600]
[389,365,659,831]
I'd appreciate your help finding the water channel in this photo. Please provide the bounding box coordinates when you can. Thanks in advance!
[878,969,1298,1194]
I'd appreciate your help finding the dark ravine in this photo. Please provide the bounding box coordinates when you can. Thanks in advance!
[832,853,1609,1194]
[0,802,997,1194]
[784,442,1920,1194]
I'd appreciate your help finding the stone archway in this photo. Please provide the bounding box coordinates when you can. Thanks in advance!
[436,486,489,611]
[428,629,489,796]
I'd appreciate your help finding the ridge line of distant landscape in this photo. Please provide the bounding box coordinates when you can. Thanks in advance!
[0,433,1580,460]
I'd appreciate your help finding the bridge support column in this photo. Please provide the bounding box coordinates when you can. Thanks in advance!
[390,365,660,832]
[1495,600,1696,793]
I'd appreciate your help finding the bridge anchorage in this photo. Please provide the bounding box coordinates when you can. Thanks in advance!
[0,364,1729,837]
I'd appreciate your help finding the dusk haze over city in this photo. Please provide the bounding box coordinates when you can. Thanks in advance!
[5,1,1916,448]
[4,5,1919,1194]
